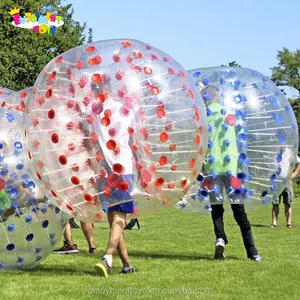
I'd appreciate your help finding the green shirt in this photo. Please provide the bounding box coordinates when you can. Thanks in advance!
[205,102,238,175]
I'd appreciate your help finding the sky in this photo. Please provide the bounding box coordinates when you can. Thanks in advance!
[66,0,300,95]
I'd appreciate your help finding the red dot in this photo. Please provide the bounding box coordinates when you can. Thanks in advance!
[20,92,28,99]
[226,114,237,126]
[170,164,177,171]
[190,158,196,168]
[91,103,103,115]
[113,163,124,174]
[115,71,123,80]
[36,172,42,180]
[168,67,175,75]
[151,86,160,95]
[66,121,73,130]
[88,56,102,65]
[101,117,111,126]
[87,115,94,124]
[108,128,116,137]
[168,182,175,189]
[179,70,186,77]
[128,127,134,135]
[76,60,83,69]
[104,186,111,196]
[136,162,143,171]
[151,53,159,60]
[0,178,6,190]
[49,71,56,80]
[85,45,96,52]
[51,190,58,198]
[28,151,32,159]
[91,73,105,83]
[118,181,129,192]
[66,204,74,211]
[96,93,108,104]
[106,140,116,150]
[195,110,200,122]
[51,133,59,143]
[231,176,242,189]
[71,176,80,185]
[160,132,168,143]
[131,144,138,152]
[202,178,213,190]
[113,54,120,62]
[107,173,121,188]
[188,89,194,99]
[95,152,103,161]
[121,41,132,47]
[72,164,79,172]
[169,144,176,151]
[104,109,112,117]
[59,155,67,165]
[133,51,142,59]
[159,156,168,166]
[144,67,152,75]
[195,135,201,145]
[155,178,165,187]
[45,89,52,98]
[96,213,104,220]
[48,109,55,119]
[55,56,63,63]
[157,108,166,118]
[66,100,75,108]
[84,194,93,202]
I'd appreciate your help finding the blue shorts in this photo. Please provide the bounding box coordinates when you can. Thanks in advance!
[98,174,135,213]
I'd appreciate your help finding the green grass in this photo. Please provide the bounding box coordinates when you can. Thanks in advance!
[1,199,300,300]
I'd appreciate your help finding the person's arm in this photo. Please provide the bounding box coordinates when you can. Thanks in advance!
[290,161,300,180]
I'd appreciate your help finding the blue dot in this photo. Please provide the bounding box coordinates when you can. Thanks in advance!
[220,77,226,85]
[224,154,231,163]
[6,243,15,251]
[193,71,201,77]
[14,142,23,149]
[16,163,24,170]
[271,184,276,191]
[234,95,242,103]
[49,233,55,239]
[42,220,49,228]
[55,207,61,214]
[21,181,28,188]
[212,186,219,194]
[27,181,36,190]
[26,215,33,223]
[220,108,227,115]
[208,124,213,132]
[208,140,214,149]
[26,233,34,242]
[0,264,3,269]
[276,168,281,175]
[234,189,241,195]
[199,190,208,197]
[0,168,9,176]
[10,201,19,208]
[276,155,283,163]
[9,188,19,198]
[17,257,24,263]
[224,139,230,147]
[6,113,15,122]
[210,171,217,180]
[202,78,210,86]
[7,224,15,232]
[35,248,42,254]
[270,174,276,182]
[222,123,228,132]
[206,108,212,116]
[191,194,196,201]
[226,170,232,178]
[197,174,204,182]
[239,153,247,162]
[261,190,268,197]
[204,205,212,211]
[0,143,3,149]
[208,155,215,164]
[262,198,269,204]
[40,205,48,214]
[237,172,247,180]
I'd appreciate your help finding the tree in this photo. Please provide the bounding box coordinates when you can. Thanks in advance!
[0,0,89,91]
[271,48,300,137]
[87,28,93,43]
[221,61,241,67]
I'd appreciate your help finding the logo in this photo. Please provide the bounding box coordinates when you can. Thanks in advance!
[9,7,64,34]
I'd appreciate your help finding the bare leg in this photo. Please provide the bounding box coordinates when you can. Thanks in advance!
[80,222,96,249]
[64,223,74,245]
[117,233,130,268]
[272,204,279,226]
[285,204,292,225]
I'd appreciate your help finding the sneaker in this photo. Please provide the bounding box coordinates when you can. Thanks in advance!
[214,238,225,260]
[120,267,135,274]
[53,243,79,254]
[270,224,277,228]
[69,218,80,229]
[95,258,112,277]
[287,224,292,228]
[89,247,99,254]
[124,219,140,230]
[249,254,263,263]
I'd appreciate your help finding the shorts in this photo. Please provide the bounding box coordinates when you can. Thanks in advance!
[273,186,294,205]
[97,174,135,213]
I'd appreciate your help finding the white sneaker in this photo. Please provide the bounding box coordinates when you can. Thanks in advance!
[214,238,225,260]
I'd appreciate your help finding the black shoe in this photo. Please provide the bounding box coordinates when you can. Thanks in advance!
[120,267,135,274]
[69,218,80,229]
[89,247,99,254]
[124,219,140,230]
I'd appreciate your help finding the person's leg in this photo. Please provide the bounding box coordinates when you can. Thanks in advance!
[211,204,227,243]
[285,204,292,226]
[231,204,260,259]
[271,204,279,226]
[53,222,79,254]
[80,222,98,252]
[117,232,131,268]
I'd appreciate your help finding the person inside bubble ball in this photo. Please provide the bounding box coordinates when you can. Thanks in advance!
[89,74,136,276]
[200,84,262,262]
[271,156,300,228]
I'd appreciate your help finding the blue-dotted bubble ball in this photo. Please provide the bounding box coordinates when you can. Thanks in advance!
[180,67,298,210]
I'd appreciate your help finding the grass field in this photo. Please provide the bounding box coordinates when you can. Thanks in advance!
[1,198,300,300]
